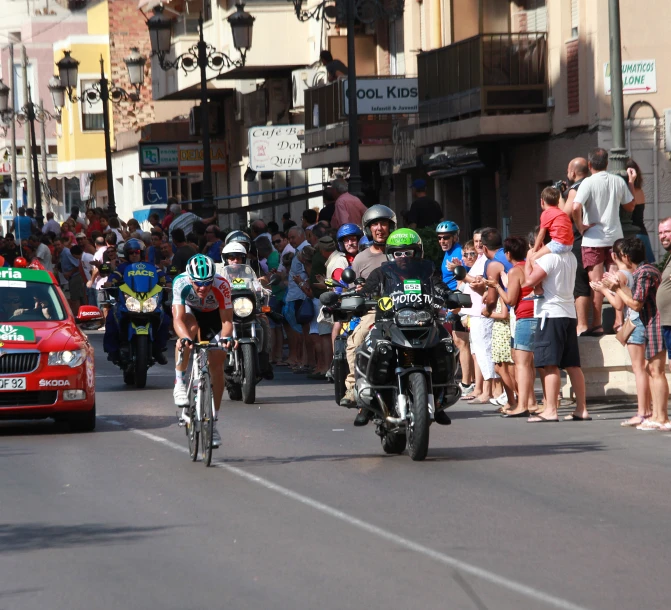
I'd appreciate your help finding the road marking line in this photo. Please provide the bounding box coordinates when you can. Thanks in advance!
[125,425,590,610]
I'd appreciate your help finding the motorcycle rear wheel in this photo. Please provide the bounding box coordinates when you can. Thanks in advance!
[381,431,406,454]
[407,372,430,461]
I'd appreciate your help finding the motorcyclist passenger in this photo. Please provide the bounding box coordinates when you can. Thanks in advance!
[223,230,263,277]
[103,238,170,365]
[340,205,396,425]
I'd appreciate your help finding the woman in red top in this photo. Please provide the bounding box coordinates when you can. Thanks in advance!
[487,236,538,417]
[86,208,102,238]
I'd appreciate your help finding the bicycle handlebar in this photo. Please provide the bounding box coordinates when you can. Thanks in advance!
[176,339,225,366]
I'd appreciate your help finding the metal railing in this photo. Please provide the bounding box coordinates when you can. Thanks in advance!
[418,33,548,125]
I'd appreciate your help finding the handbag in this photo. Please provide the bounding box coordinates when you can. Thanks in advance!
[615,318,637,346]
[295,298,315,324]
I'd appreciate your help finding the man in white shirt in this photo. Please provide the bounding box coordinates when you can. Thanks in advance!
[42,212,61,236]
[272,231,295,273]
[524,250,589,423]
[572,147,635,335]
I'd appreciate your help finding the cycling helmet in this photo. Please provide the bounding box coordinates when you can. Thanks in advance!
[385,228,423,262]
[123,238,145,258]
[436,221,459,235]
[362,205,397,244]
[358,235,371,252]
[224,230,252,253]
[221,241,248,264]
[186,254,216,283]
[336,223,363,252]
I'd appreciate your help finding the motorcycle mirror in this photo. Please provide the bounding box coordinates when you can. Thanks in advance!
[320,291,340,307]
[453,265,467,281]
[341,268,356,284]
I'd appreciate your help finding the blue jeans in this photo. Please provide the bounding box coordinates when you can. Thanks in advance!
[626,316,646,346]
[513,317,538,352]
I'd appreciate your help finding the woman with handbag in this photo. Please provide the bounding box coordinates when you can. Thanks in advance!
[599,238,668,430]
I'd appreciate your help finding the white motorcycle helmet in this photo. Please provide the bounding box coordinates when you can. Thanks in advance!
[221,241,248,264]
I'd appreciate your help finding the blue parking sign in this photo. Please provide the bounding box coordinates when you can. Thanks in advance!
[142,178,169,206]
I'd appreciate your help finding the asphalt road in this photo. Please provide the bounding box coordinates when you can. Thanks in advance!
[1,333,670,610]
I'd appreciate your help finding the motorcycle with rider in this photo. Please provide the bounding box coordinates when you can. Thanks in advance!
[320,229,470,461]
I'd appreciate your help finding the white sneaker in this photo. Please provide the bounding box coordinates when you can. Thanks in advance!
[173,382,189,406]
[459,382,475,394]
[495,391,508,406]
[211,423,221,448]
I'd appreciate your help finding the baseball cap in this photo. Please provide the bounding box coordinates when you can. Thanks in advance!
[411,179,427,189]
[75,232,87,239]
[317,236,336,251]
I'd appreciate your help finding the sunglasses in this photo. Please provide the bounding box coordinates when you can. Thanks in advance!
[128,250,142,256]
[272,239,282,245]
[437,235,455,241]
[192,279,213,287]
[393,250,415,259]
[462,251,477,257]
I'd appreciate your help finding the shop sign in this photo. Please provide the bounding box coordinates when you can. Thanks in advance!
[344,78,418,115]
[248,125,305,171]
[139,144,179,170]
[604,60,657,95]
[392,122,416,174]
[177,144,227,173]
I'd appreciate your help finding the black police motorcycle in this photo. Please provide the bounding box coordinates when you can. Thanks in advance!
[320,259,471,461]
[220,263,270,404]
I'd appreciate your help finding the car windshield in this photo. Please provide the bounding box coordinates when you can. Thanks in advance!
[0,282,67,322]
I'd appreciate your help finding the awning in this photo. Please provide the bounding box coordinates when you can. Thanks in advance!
[132,205,167,223]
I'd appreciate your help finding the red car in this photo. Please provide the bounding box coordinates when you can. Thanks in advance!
[0,264,104,431]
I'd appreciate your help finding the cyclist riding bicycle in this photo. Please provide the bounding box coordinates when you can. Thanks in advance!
[172,254,234,447]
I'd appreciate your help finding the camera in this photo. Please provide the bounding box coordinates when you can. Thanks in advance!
[552,179,567,192]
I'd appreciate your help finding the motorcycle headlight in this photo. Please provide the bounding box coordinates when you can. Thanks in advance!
[142,296,158,313]
[125,296,141,312]
[396,309,432,327]
[48,349,85,368]
[233,297,254,318]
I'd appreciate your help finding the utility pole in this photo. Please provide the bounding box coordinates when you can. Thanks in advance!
[9,43,17,208]
[21,45,34,208]
[40,99,48,214]
[608,0,627,175]
[345,0,361,194]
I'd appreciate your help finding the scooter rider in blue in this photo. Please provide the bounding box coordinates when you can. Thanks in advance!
[103,238,171,365]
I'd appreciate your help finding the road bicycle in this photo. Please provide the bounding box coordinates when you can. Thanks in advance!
[177,340,223,467]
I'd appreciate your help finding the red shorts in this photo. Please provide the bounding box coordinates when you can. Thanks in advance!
[581,246,612,269]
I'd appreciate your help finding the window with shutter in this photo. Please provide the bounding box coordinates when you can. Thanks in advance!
[571,0,579,38]
[80,80,104,131]
[513,0,547,33]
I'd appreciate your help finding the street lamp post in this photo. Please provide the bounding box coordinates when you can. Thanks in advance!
[288,0,404,194]
[0,80,60,228]
[146,3,255,213]
[608,0,627,175]
[49,49,146,220]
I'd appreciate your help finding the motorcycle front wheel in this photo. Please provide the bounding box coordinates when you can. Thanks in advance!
[134,335,149,389]
[241,343,257,404]
[407,372,430,461]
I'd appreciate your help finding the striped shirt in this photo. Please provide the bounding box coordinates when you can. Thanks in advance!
[632,263,664,359]
[169,212,202,239]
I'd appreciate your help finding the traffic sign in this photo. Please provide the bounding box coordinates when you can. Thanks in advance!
[604,60,657,95]
[1,199,14,220]
[142,178,169,206]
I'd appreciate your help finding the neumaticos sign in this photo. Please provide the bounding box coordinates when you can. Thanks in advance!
[343,78,418,115]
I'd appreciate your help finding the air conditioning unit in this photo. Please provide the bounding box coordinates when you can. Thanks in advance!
[292,67,328,109]
[189,105,220,136]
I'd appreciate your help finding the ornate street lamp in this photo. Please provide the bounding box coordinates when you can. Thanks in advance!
[51,50,147,218]
[287,0,404,194]
[0,79,61,227]
[146,3,255,212]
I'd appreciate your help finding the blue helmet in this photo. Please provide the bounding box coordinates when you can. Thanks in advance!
[358,235,371,252]
[336,223,363,252]
[436,221,459,234]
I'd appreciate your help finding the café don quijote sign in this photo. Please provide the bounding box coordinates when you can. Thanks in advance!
[248,125,305,172]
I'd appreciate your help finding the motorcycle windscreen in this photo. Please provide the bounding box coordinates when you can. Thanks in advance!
[220,263,257,292]
[123,262,159,295]
[380,259,435,310]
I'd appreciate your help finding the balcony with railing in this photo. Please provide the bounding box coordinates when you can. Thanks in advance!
[417,33,548,127]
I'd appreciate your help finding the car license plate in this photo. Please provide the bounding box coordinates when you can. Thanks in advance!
[0,377,26,391]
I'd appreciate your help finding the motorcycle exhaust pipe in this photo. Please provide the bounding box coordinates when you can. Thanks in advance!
[374,391,390,418]
[377,392,408,425]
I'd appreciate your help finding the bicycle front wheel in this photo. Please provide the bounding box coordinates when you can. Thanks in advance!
[200,374,215,467]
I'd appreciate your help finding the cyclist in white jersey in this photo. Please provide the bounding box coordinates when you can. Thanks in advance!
[172,254,234,447]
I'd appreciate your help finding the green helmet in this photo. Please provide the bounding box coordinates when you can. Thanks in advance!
[385,229,423,262]
[186,254,216,283]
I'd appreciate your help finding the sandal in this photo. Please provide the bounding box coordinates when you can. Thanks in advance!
[621,415,647,427]
[636,420,669,431]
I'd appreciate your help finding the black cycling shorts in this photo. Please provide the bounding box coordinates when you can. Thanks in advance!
[192,309,222,341]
